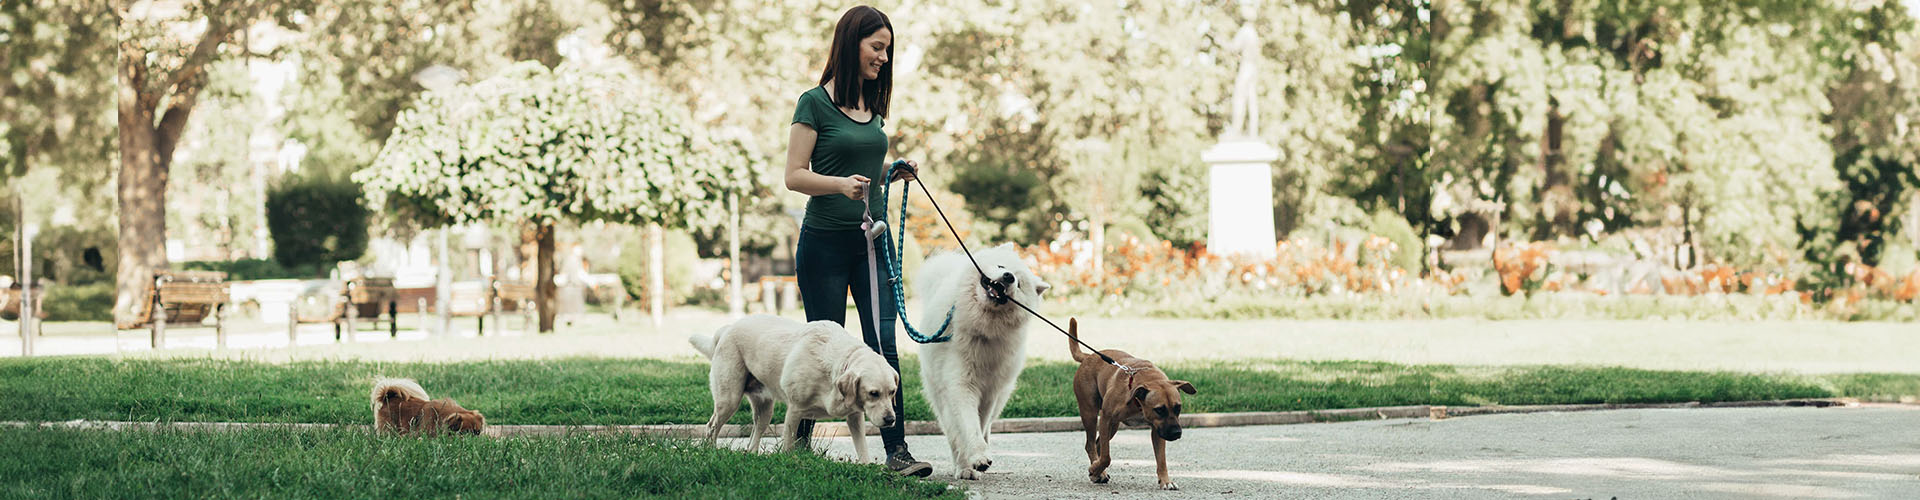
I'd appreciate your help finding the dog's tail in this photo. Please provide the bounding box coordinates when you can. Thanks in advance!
[1067,318,1091,363]
[371,378,430,416]
[688,325,724,359]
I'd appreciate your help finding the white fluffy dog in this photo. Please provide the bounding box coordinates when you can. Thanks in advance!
[690,315,901,463]
[915,243,1050,479]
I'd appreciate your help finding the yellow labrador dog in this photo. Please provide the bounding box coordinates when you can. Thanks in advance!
[690,314,900,463]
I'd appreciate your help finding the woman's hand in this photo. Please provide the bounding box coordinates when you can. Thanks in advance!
[842,174,872,200]
[890,159,920,183]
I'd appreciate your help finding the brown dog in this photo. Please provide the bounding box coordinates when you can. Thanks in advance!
[1068,319,1195,490]
[370,378,486,436]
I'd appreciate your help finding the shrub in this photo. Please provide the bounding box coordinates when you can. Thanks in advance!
[30,225,117,285]
[265,176,370,271]
[179,259,324,280]
[1365,210,1423,272]
[40,282,113,322]
[947,161,1046,243]
[1140,163,1207,248]
[1491,242,1553,296]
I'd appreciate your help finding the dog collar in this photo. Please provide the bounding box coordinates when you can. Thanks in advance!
[1119,363,1144,404]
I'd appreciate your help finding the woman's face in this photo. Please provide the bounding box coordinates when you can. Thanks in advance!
[859,27,892,81]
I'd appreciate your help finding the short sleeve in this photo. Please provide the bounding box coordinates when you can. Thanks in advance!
[792,92,820,130]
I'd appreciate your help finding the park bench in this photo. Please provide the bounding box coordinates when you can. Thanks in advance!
[445,279,535,335]
[286,277,401,343]
[117,270,229,349]
[396,286,434,313]
[756,275,798,314]
[574,273,626,321]
[493,279,536,332]
[0,282,47,322]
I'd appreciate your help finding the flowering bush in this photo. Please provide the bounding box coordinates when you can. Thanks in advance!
[1021,234,1446,302]
[1491,242,1552,296]
[1017,235,1920,318]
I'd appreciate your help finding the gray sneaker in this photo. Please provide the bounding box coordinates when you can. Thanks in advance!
[886,447,933,477]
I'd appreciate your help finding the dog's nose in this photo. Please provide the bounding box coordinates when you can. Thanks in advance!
[882,416,897,428]
[1164,428,1182,441]
[998,271,1015,284]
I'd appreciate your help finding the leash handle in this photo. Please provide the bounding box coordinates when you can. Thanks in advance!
[869,160,951,344]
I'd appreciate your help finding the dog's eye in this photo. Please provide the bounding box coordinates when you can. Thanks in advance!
[869,390,880,398]
[1172,404,1182,413]
[1154,406,1168,417]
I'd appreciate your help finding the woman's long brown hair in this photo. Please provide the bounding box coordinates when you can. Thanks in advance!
[820,5,893,118]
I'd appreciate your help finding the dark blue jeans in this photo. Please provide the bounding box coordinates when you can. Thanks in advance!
[794,224,906,452]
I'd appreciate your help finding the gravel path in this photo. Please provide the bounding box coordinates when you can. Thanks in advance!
[773,406,1920,499]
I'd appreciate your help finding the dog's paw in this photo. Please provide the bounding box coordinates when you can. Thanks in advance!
[963,455,992,473]
[956,468,981,480]
[1160,481,1180,491]
[1090,472,1110,484]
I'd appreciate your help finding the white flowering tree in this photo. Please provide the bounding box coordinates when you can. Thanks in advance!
[357,61,753,331]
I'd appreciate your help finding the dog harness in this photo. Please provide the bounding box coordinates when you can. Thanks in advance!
[861,160,955,344]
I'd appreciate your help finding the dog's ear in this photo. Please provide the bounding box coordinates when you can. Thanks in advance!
[1132,386,1151,404]
[837,369,861,403]
[1034,278,1051,296]
[1171,380,1197,395]
[1068,318,1077,338]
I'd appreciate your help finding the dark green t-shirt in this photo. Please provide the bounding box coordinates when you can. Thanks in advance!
[792,86,887,231]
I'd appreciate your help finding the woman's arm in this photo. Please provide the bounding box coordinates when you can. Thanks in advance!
[785,123,869,199]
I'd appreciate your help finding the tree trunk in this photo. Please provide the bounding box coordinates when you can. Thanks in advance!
[112,14,224,328]
[436,228,452,336]
[536,222,556,333]
[219,188,234,260]
[1538,101,1571,239]
[1090,179,1106,285]
[728,193,743,317]
[16,189,35,355]
[1679,199,1696,270]
[114,78,167,329]
[649,223,664,328]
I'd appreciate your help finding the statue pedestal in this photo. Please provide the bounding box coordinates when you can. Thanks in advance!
[1203,140,1280,260]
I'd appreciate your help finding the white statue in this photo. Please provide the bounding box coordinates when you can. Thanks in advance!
[1227,1,1261,140]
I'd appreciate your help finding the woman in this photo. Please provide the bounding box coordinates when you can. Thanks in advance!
[782,5,929,477]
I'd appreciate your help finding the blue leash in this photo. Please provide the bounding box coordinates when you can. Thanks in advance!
[862,160,954,344]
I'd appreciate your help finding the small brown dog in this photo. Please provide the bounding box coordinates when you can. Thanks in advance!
[370,378,486,436]
[1068,319,1196,490]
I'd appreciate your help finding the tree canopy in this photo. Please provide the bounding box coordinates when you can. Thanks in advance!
[356,61,745,229]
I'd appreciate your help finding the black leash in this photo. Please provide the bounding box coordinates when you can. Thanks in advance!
[899,169,1126,368]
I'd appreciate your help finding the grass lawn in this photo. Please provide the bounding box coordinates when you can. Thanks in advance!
[2,356,1913,425]
[0,426,960,499]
